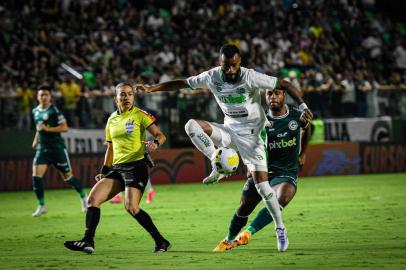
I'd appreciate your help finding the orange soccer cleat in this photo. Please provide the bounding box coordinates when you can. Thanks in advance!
[236,230,252,246]
[212,239,237,252]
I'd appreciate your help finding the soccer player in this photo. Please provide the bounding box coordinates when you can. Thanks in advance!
[136,44,313,251]
[31,85,87,217]
[213,88,312,252]
[64,82,170,254]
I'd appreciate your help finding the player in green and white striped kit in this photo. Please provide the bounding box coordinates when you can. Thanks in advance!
[31,85,87,217]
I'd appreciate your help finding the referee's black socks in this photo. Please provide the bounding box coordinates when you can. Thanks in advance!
[132,209,165,244]
[84,206,100,243]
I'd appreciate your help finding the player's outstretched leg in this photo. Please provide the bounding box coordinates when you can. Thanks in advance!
[184,119,226,184]
[255,181,288,252]
[32,176,47,217]
[65,175,87,212]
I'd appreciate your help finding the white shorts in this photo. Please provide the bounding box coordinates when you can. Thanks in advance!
[209,122,267,172]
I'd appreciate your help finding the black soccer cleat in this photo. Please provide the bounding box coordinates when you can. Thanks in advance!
[64,239,95,254]
[154,239,171,253]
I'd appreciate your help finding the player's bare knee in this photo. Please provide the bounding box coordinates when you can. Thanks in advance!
[87,195,99,207]
[125,203,140,216]
[62,172,73,181]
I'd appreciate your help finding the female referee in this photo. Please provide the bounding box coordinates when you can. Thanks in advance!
[64,82,170,253]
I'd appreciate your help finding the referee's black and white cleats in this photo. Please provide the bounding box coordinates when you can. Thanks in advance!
[64,239,95,254]
[154,239,171,253]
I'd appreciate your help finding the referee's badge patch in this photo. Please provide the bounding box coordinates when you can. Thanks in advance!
[125,120,134,134]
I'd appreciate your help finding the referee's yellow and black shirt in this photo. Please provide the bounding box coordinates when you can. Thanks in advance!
[105,107,156,165]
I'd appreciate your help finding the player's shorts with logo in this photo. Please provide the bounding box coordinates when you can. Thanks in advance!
[209,122,267,172]
[105,158,149,193]
[242,174,298,199]
[33,146,72,173]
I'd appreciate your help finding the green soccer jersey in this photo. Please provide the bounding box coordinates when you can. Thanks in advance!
[105,107,156,165]
[266,104,302,176]
[32,104,66,149]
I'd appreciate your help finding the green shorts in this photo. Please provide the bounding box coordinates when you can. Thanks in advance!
[33,147,72,173]
[242,174,298,198]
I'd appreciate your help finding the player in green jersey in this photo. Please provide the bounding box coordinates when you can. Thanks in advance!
[64,82,170,254]
[31,85,87,217]
[213,88,312,252]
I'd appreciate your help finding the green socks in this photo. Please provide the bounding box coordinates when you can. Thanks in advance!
[247,207,274,235]
[32,176,45,206]
[66,176,86,198]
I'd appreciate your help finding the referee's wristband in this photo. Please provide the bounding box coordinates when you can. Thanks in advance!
[153,139,160,147]
[100,165,110,175]
[299,103,308,111]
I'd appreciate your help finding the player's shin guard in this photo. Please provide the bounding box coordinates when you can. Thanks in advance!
[248,207,274,234]
[184,119,215,159]
[83,207,100,243]
[255,182,284,229]
[66,176,86,198]
[32,176,45,206]
[227,213,248,241]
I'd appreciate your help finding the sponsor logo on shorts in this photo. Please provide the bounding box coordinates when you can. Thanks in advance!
[56,162,68,166]
[256,155,264,160]
[189,132,195,138]
[138,182,144,187]
[197,134,211,147]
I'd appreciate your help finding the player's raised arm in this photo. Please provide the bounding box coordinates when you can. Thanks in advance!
[278,79,313,120]
[299,123,312,168]
[136,79,189,93]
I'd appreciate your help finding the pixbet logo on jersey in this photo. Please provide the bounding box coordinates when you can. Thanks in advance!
[268,137,297,150]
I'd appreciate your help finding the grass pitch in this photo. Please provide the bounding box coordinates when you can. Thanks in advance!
[0,173,405,270]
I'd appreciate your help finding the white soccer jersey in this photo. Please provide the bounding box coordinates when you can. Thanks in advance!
[186,66,278,132]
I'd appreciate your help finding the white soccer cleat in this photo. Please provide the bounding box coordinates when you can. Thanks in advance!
[202,169,226,185]
[275,227,289,252]
[81,196,88,213]
[32,205,47,217]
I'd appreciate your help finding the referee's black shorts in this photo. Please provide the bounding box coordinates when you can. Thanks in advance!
[106,158,149,193]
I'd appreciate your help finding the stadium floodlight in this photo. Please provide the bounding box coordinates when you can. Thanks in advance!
[61,63,83,80]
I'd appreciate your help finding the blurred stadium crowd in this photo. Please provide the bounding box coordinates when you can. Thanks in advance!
[0,0,405,132]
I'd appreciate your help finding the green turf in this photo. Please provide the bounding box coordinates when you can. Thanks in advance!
[0,173,406,270]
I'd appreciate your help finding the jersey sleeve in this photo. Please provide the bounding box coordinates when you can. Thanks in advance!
[105,118,112,142]
[249,70,278,90]
[54,106,67,124]
[140,110,156,129]
[186,71,210,89]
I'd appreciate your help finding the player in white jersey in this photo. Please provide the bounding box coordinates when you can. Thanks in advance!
[136,44,313,251]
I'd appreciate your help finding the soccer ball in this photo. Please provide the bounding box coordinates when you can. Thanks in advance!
[211,147,239,174]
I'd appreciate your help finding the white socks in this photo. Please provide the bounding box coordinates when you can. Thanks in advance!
[255,182,285,229]
[184,119,215,159]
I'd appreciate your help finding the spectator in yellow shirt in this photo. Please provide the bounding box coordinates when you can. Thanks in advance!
[58,77,81,127]
[16,82,35,130]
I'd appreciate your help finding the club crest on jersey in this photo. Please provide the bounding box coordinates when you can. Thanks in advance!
[289,120,298,130]
[125,120,134,134]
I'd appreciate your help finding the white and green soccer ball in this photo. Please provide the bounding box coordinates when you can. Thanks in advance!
[211,147,240,175]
